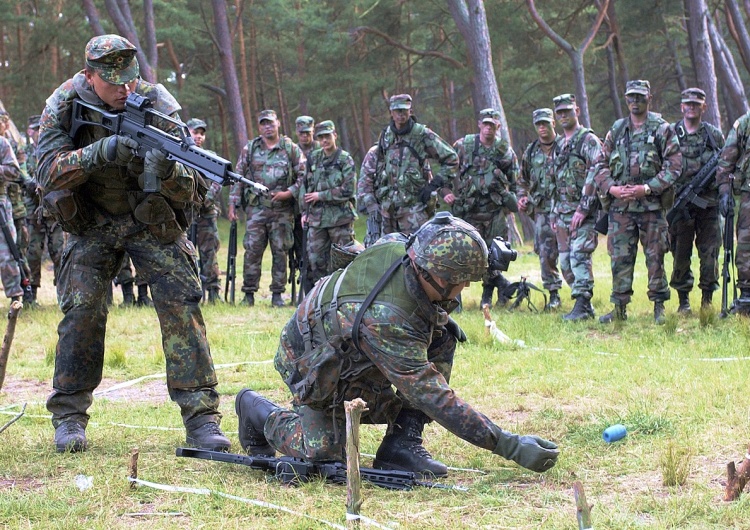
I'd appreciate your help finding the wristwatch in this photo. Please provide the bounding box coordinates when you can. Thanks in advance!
[643,184,652,196]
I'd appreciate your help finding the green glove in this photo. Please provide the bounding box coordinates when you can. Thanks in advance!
[81,135,138,171]
[144,149,176,181]
[494,430,559,472]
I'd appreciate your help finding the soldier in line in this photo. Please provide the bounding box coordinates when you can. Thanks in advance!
[0,112,31,269]
[668,88,724,313]
[187,118,223,303]
[113,255,152,307]
[359,94,459,235]
[518,108,563,310]
[37,34,229,453]
[593,80,682,324]
[449,108,519,308]
[228,109,306,307]
[0,116,24,304]
[550,94,602,321]
[358,144,383,247]
[234,213,559,477]
[294,115,320,158]
[299,120,357,287]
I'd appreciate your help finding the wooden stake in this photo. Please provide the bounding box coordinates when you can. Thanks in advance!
[725,444,750,501]
[0,300,22,391]
[128,448,140,489]
[572,481,593,529]
[344,398,368,529]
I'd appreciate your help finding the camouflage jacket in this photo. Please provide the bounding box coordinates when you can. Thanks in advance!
[37,72,204,216]
[716,112,750,195]
[518,136,557,216]
[672,120,724,200]
[23,140,40,214]
[300,147,357,228]
[0,136,21,195]
[197,149,222,218]
[451,133,519,217]
[552,126,601,216]
[360,119,458,212]
[230,135,305,210]
[593,112,682,213]
[276,241,507,451]
[298,140,320,159]
[357,145,380,214]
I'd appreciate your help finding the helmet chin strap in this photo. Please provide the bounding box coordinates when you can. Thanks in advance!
[417,265,456,300]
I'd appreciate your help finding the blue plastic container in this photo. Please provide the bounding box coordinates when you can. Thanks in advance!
[602,424,627,443]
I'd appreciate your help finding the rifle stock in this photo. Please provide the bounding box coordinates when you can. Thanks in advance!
[225,220,237,304]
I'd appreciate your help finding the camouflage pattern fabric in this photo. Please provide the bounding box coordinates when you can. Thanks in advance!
[0,136,23,298]
[194,180,222,291]
[265,241,509,461]
[37,73,220,430]
[298,140,320,159]
[26,215,64,288]
[115,254,148,288]
[669,121,724,293]
[460,212,506,285]
[306,225,356,286]
[519,139,562,291]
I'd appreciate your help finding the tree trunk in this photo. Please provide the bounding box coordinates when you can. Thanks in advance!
[235,0,253,139]
[708,13,749,122]
[665,26,688,92]
[143,0,158,73]
[103,0,155,82]
[82,0,106,35]
[684,0,721,129]
[726,0,750,74]
[605,44,624,120]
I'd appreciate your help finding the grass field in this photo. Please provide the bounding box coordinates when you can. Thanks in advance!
[1,217,749,529]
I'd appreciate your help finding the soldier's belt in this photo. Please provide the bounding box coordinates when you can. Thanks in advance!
[258,197,293,210]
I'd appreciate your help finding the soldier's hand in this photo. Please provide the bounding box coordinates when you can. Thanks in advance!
[443,192,455,205]
[227,204,237,222]
[144,149,176,181]
[720,192,734,217]
[106,135,139,166]
[494,431,559,473]
[517,196,529,212]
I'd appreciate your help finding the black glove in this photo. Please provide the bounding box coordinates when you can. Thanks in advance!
[444,317,467,343]
[720,192,734,217]
[494,431,559,472]
[144,149,176,181]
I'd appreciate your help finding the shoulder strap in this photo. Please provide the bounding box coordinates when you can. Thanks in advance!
[523,139,539,170]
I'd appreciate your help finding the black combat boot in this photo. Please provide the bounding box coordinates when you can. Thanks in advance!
[373,409,448,478]
[677,291,691,314]
[562,296,594,321]
[207,288,220,304]
[235,388,280,456]
[732,288,750,315]
[701,290,713,308]
[480,284,494,308]
[54,421,88,453]
[185,421,231,452]
[545,290,561,311]
[241,292,255,307]
[136,284,153,307]
[599,303,627,324]
[654,301,666,325]
[120,282,135,307]
[271,293,285,307]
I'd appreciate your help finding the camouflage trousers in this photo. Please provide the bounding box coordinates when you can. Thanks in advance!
[195,213,220,291]
[382,203,429,236]
[26,214,64,288]
[265,319,457,461]
[668,203,720,293]
[555,212,598,299]
[606,209,670,305]
[305,224,355,287]
[46,214,220,430]
[242,205,294,294]
[533,211,562,291]
[461,210,507,286]
[0,198,22,299]
[735,191,750,290]
[115,254,147,287]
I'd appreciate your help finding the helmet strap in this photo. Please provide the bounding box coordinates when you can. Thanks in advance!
[417,265,456,300]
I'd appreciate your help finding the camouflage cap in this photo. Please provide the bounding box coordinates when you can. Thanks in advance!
[479,108,501,125]
[27,115,42,129]
[407,211,488,283]
[314,120,335,137]
[681,87,706,104]
[85,34,139,85]
[258,109,278,123]
[625,79,650,96]
[186,118,208,131]
[553,93,576,111]
[295,115,314,132]
[532,108,554,124]
[389,94,412,111]
[0,111,9,123]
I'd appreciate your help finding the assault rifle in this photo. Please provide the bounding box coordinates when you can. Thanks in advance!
[721,194,737,317]
[224,219,237,304]
[176,447,465,491]
[666,152,720,225]
[70,93,269,196]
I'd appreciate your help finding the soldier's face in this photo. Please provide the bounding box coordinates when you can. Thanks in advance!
[681,101,705,120]
[534,121,555,141]
[297,130,312,145]
[0,121,7,135]
[27,127,39,143]
[85,70,137,111]
[390,108,411,128]
[190,128,206,148]
[555,107,579,131]
[478,121,498,143]
[317,132,337,153]
[625,93,650,117]
[259,119,280,140]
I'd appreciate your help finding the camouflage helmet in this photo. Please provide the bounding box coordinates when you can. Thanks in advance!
[406,212,488,283]
[330,239,366,270]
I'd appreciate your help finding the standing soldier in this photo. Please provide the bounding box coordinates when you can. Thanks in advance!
[669,88,724,313]
[300,120,357,287]
[0,112,31,268]
[187,118,222,303]
[451,108,519,307]
[25,114,64,306]
[550,94,602,321]
[37,34,230,452]
[0,121,24,304]
[228,109,305,307]
[295,116,320,158]
[359,94,459,235]
[518,108,562,310]
[593,80,682,324]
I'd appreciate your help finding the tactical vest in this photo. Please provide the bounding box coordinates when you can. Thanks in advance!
[374,122,429,209]
[609,113,665,185]
[456,134,511,201]
[674,120,720,187]
[242,135,298,209]
[522,139,555,214]
[553,127,593,207]
[304,147,356,227]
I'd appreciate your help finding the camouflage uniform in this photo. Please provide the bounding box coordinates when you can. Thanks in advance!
[669,89,725,308]
[0,135,24,300]
[519,109,561,294]
[358,94,458,234]
[452,108,519,304]
[299,121,357,287]
[229,110,305,299]
[0,114,30,273]
[292,116,320,300]
[593,80,682,321]
[358,145,383,246]
[295,116,320,158]
[37,36,225,446]
[113,253,150,305]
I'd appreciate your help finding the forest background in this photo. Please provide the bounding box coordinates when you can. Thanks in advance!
[1,0,749,172]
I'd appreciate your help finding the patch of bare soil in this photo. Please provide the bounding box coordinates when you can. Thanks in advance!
[0,378,49,405]
[0,376,170,406]
[0,477,46,492]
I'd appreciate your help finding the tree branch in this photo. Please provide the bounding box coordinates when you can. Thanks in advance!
[581,0,610,53]
[81,0,105,35]
[350,26,464,68]
[526,0,574,53]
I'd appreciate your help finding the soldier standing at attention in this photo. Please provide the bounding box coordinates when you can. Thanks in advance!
[37,35,229,452]
[518,108,563,310]
[294,116,320,158]
[550,94,602,321]
[593,80,682,324]
[669,88,724,313]
[228,109,305,307]
[187,118,223,303]
[300,120,357,287]
[450,108,519,308]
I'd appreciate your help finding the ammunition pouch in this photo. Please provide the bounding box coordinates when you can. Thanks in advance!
[42,189,94,236]
[133,193,184,244]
